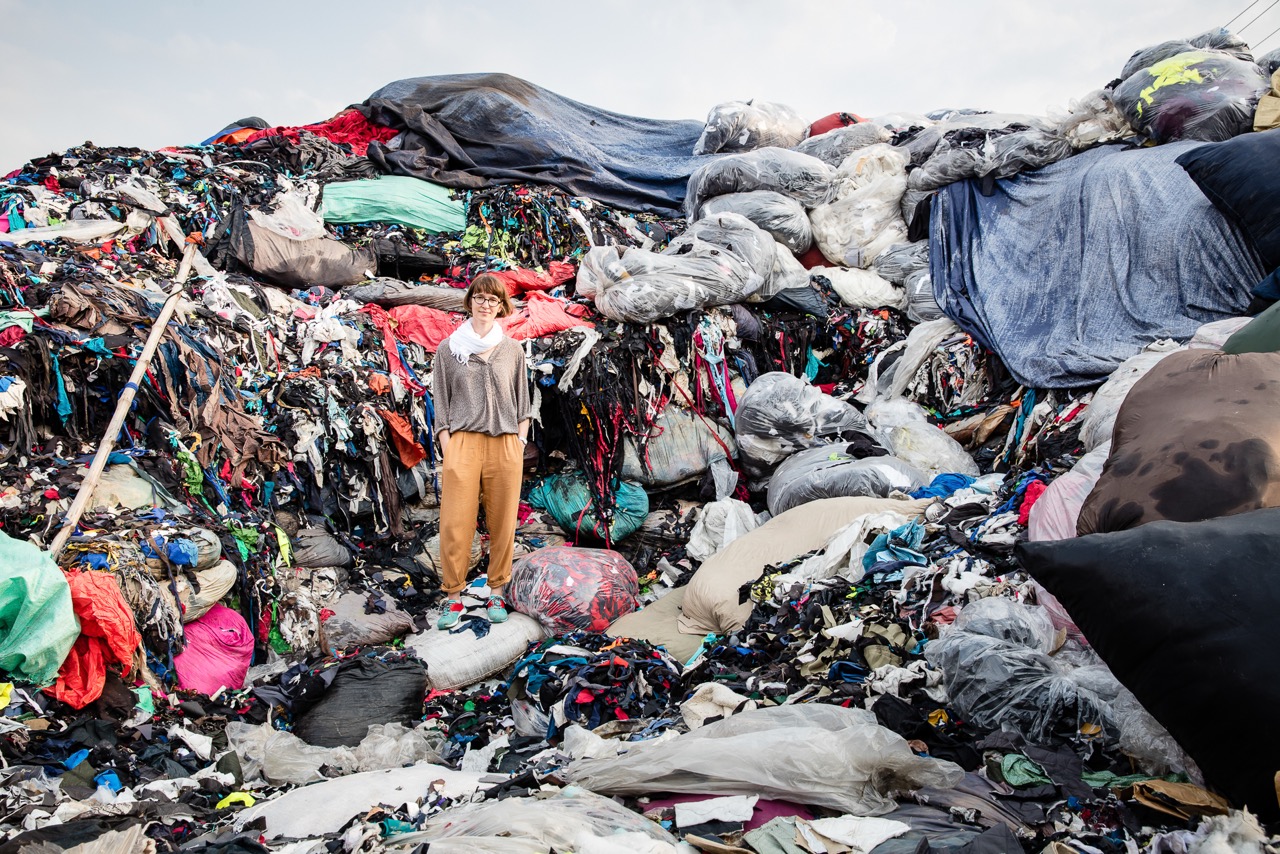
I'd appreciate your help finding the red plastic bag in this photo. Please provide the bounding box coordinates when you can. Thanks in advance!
[508,546,639,634]
[50,570,140,709]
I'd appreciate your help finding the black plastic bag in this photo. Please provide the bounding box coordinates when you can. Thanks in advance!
[293,656,428,747]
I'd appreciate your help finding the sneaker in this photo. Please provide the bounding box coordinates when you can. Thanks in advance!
[486,595,509,624]
[436,600,464,630]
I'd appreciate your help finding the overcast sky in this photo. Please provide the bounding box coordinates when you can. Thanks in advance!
[0,0,1268,170]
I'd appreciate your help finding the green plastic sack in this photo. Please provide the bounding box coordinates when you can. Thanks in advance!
[320,176,466,233]
[1223,300,1280,354]
[528,473,649,544]
[0,533,79,685]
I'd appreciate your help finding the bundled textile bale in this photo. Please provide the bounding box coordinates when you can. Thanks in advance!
[508,546,639,634]
[794,122,894,167]
[872,241,929,285]
[1077,344,1183,451]
[767,444,925,516]
[1077,349,1280,536]
[809,144,908,268]
[173,603,254,696]
[1113,50,1268,144]
[694,100,807,155]
[293,528,354,569]
[686,498,763,562]
[865,398,979,480]
[619,404,735,489]
[408,613,547,691]
[697,191,812,253]
[812,266,906,310]
[527,473,649,544]
[576,213,777,323]
[320,591,417,652]
[293,657,428,748]
[1019,508,1280,820]
[685,148,834,219]
[319,175,466,232]
[734,372,870,482]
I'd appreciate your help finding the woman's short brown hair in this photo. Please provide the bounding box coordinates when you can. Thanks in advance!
[464,273,515,318]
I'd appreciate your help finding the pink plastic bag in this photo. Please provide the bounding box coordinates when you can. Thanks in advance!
[174,604,254,696]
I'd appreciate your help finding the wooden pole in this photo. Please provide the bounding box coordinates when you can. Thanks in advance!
[49,242,199,558]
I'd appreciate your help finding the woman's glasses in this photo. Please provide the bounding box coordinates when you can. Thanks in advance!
[471,295,502,307]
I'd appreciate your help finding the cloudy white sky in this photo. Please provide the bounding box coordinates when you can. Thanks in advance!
[0,0,1269,170]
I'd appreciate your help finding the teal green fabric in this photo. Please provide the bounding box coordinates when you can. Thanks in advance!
[320,176,466,233]
[1000,753,1052,787]
[1082,770,1187,789]
[527,473,649,543]
[0,532,79,685]
[1222,300,1280,355]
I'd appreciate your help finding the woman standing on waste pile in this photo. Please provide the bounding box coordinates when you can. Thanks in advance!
[431,273,531,630]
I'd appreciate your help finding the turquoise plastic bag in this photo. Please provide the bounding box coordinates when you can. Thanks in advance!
[528,473,649,544]
[320,176,466,233]
[0,533,79,685]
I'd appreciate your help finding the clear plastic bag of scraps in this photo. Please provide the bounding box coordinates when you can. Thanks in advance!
[1112,50,1269,143]
[794,122,895,167]
[873,241,929,286]
[575,212,776,324]
[810,144,909,267]
[924,600,1122,745]
[765,240,810,299]
[698,190,813,254]
[694,100,808,155]
[905,269,945,323]
[734,372,871,477]
[1048,89,1132,149]
[1120,27,1253,81]
[767,444,927,516]
[565,704,964,814]
[685,148,835,219]
[864,396,979,479]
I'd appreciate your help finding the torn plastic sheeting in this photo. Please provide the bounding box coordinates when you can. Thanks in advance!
[408,786,691,853]
[566,704,964,814]
[0,532,79,686]
[236,762,483,839]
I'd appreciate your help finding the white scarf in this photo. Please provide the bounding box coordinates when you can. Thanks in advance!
[449,318,504,364]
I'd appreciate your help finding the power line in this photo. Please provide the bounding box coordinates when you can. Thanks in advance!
[1226,0,1266,28]
[1253,20,1280,49]
[1238,0,1280,34]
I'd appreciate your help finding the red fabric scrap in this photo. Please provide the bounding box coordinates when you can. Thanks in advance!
[377,409,428,468]
[1018,480,1049,526]
[501,291,593,340]
[796,244,829,270]
[242,109,398,157]
[50,570,140,709]
[487,261,577,296]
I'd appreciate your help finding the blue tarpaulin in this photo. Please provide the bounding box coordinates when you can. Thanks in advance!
[930,142,1263,388]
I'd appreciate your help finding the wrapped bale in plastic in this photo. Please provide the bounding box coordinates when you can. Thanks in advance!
[794,122,894,167]
[294,657,429,748]
[1260,46,1280,77]
[527,472,649,544]
[697,191,812,253]
[734,372,871,481]
[508,546,639,634]
[1113,50,1269,143]
[566,704,964,814]
[924,598,1121,745]
[812,266,906,310]
[905,269,944,323]
[694,100,808,155]
[767,444,926,516]
[768,240,810,296]
[620,403,736,488]
[872,241,929,285]
[685,148,834,219]
[1121,27,1253,80]
[865,397,978,479]
[575,213,777,324]
[809,144,908,267]
[907,127,1073,193]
